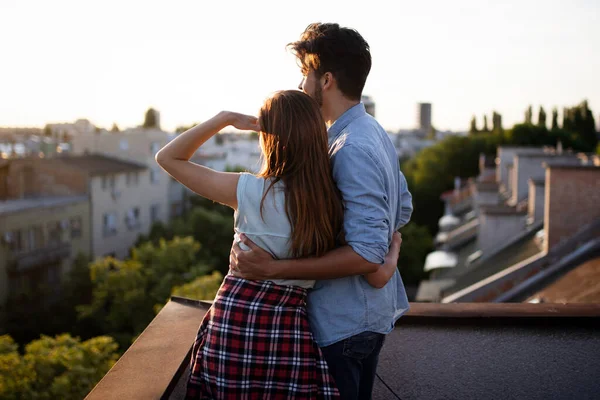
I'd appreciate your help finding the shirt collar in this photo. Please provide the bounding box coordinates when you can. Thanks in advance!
[327,103,366,140]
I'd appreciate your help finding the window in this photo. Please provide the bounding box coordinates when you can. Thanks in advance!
[47,221,62,245]
[5,230,23,253]
[126,172,139,187]
[170,202,182,218]
[103,212,117,237]
[126,207,141,230]
[25,225,44,251]
[150,204,160,223]
[150,142,160,156]
[150,168,159,184]
[70,217,82,238]
[102,175,116,190]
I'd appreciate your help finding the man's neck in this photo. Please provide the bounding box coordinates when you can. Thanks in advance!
[324,97,361,127]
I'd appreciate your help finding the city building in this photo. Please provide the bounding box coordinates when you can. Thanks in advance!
[55,155,152,259]
[417,146,600,303]
[70,126,186,220]
[362,95,375,117]
[0,195,90,306]
[417,102,432,132]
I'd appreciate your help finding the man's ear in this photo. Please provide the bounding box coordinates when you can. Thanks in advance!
[321,72,334,91]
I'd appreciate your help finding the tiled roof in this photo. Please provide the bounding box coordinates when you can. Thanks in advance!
[442,225,543,297]
[0,195,88,215]
[56,154,146,176]
[528,257,600,303]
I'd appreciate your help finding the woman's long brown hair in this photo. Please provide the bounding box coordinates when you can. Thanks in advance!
[258,90,344,258]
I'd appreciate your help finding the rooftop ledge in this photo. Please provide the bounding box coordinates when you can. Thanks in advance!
[86,298,600,400]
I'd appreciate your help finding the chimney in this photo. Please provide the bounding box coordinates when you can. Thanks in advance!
[473,181,500,208]
[477,205,527,254]
[496,147,519,194]
[510,150,579,206]
[544,162,600,252]
[527,178,545,225]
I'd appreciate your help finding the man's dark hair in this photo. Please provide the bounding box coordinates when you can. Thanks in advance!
[288,23,371,101]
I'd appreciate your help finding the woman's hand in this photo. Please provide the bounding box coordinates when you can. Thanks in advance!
[222,112,260,132]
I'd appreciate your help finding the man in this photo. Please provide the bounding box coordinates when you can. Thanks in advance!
[230,23,413,399]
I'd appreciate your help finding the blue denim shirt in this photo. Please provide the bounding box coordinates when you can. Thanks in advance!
[307,103,413,347]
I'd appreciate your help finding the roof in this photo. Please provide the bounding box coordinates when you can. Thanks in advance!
[544,161,600,170]
[87,298,600,400]
[528,257,600,303]
[480,204,527,216]
[474,181,498,192]
[442,225,543,297]
[529,177,546,186]
[56,154,146,176]
[0,195,88,215]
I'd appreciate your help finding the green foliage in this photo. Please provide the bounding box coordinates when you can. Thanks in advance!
[225,165,248,173]
[172,271,224,301]
[137,199,234,274]
[78,237,208,349]
[551,108,559,130]
[505,123,587,149]
[3,254,93,346]
[398,223,434,286]
[538,106,547,128]
[524,105,533,124]
[561,100,597,151]
[469,116,478,134]
[402,133,502,233]
[142,108,159,129]
[492,111,503,134]
[0,334,118,400]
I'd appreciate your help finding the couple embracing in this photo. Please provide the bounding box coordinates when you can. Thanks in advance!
[156,22,413,400]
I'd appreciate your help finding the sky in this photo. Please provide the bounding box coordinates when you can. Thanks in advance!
[1,0,599,133]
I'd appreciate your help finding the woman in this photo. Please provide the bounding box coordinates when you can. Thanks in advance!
[156,90,385,399]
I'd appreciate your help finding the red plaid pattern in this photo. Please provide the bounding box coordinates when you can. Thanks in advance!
[186,275,340,399]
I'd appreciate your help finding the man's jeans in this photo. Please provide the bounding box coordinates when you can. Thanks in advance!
[320,331,386,400]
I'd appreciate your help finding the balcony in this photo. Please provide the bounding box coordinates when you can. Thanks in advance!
[86,299,600,400]
[7,242,71,272]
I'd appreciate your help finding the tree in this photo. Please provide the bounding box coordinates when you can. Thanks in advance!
[0,334,118,400]
[482,115,489,132]
[143,108,160,129]
[3,253,94,346]
[397,223,433,288]
[249,131,259,140]
[171,271,224,301]
[561,100,597,151]
[538,106,547,128]
[111,123,120,133]
[215,134,224,145]
[524,105,533,124]
[492,111,503,134]
[225,165,248,173]
[78,237,208,349]
[469,116,478,134]
[43,125,52,137]
[402,133,502,233]
[551,108,559,130]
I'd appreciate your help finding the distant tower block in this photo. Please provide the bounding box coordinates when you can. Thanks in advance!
[362,95,375,117]
[417,103,432,132]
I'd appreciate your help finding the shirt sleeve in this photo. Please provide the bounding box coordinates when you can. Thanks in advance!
[397,170,413,229]
[332,144,390,264]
